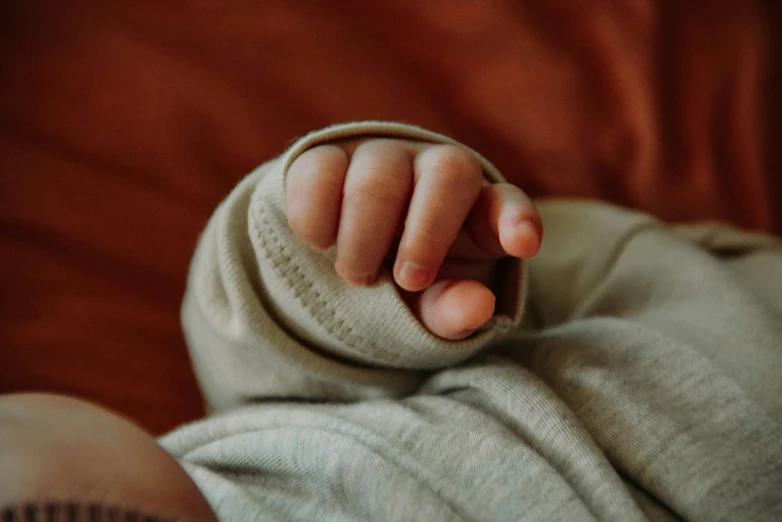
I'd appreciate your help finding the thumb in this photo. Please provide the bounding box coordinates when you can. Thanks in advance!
[406,280,496,341]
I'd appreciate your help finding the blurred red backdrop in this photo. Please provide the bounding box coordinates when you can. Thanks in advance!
[1,0,780,434]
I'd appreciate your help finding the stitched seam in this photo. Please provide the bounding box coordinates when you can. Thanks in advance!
[0,503,175,522]
[250,201,388,358]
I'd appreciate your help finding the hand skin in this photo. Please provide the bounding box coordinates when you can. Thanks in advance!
[286,139,542,341]
[0,393,217,521]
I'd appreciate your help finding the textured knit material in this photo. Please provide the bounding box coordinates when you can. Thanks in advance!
[159,122,782,521]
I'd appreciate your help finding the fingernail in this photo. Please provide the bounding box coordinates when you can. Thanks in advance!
[517,221,540,242]
[451,328,477,340]
[513,221,541,257]
[516,221,536,237]
[344,273,374,287]
[336,264,376,287]
[399,262,429,289]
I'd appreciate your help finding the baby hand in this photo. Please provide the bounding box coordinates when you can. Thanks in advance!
[286,139,542,341]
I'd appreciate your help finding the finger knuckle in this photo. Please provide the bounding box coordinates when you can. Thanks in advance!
[289,145,349,187]
[345,141,412,207]
[345,176,408,207]
[354,139,408,159]
[286,210,311,241]
[286,204,333,247]
[295,226,335,250]
[426,145,483,193]
[407,218,452,251]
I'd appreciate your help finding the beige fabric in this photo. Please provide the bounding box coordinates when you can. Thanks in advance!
[524,200,782,421]
[169,122,782,521]
[183,122,525,412]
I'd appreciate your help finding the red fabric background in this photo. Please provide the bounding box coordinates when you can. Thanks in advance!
[2,0,780,434]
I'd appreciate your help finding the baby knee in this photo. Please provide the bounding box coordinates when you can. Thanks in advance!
[0,393,215,521]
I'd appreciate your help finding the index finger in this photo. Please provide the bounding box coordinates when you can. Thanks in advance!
[393,144,484,292]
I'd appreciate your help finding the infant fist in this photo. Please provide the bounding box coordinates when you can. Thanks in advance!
[286,139,541,340]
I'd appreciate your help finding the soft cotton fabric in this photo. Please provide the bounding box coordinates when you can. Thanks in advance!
[160,122,782,521]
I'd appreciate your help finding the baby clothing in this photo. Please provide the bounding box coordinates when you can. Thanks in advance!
[160,122,782,521]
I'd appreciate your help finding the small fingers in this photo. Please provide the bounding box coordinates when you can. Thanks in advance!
[394,145,484,292]
[335,140,414,286]
[286,145,349,250]
[286,140,537,296]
